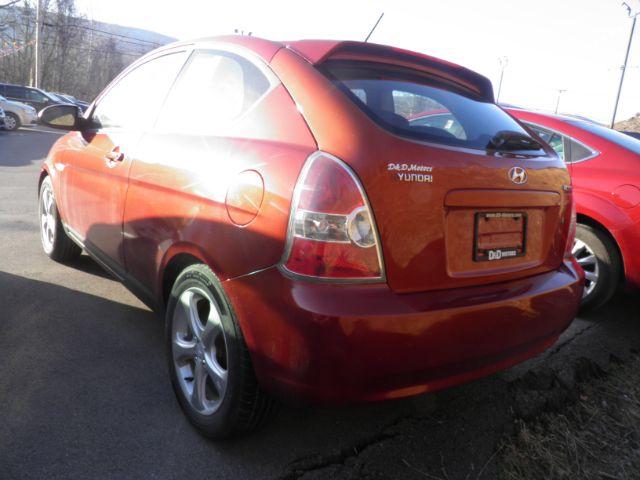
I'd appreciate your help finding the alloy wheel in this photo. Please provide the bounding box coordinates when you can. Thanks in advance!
[572,238,599,298]
[4,114,17,131]
[39,184,56,253]
[172,287,229,415]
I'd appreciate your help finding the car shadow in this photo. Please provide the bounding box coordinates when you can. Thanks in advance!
[64,253,115,281]
[2,267,640,479]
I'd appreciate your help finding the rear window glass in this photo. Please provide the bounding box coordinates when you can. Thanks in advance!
[567,120,640,156]
[321,61,545,154]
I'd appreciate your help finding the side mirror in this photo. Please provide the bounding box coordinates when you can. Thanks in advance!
[39,104,83,131]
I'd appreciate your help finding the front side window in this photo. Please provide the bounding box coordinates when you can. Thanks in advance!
[25,89,50,103]
[92,52,186,130]
[321,60,545,154]
[155,50,273,134]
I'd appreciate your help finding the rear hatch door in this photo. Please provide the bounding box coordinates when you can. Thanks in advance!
[317,53,572,293]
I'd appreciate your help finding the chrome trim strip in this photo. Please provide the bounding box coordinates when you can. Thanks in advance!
[279,150,386,284]
[62,223,85,248]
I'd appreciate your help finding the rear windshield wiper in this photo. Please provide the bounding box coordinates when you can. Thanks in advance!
[486,130,544,152]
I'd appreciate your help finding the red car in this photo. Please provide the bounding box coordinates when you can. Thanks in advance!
[508,108,640,310]
[37,36,582,438]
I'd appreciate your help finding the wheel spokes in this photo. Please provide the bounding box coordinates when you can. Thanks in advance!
[572,237,600,297]
[173,336,197,361]
[40,187,56,251]
[190,361,207,411]
[577,254,596,268]
[172,286,229,415]
[204,354,228,398]
[180,290,205,341]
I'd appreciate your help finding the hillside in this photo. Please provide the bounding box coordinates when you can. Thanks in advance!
[615,113,640,133]
[79,19,176,55]
[0,3,176,100]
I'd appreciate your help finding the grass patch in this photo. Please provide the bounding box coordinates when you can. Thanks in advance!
[499,355,640,479]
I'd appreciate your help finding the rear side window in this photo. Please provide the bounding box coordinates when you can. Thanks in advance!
[527,124,596,163]
[567,139,594,162]
[155,50,273,134]
[322,61,544,153]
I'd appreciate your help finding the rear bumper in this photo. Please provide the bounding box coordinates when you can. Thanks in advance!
[224,260,583,404]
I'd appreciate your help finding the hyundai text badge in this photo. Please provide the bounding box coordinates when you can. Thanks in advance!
[508,167,527,185]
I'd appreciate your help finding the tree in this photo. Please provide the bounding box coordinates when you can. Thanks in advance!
[0,0,155,100]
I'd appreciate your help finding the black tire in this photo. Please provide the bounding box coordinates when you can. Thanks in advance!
[165,264,277,439]
[4,112,20,131]
[575,223,622,312]
[38,176,82,262]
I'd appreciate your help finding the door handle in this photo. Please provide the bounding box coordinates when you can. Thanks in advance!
[105,148,124,163]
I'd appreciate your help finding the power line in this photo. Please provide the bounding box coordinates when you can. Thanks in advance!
[46,22,162,46]
[42,21,160,50]
[40,40,142,57]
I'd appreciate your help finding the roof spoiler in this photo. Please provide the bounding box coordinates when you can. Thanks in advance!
[288,40,495,103]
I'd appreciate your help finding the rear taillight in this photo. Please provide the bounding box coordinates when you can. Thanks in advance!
[281,152,385,281]
[564,195,577,259]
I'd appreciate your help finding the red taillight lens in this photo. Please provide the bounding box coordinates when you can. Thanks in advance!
[282,152,384,280]
[564,195,577,259]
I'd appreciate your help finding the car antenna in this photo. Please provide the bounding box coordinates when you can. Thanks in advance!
[364,12,384,42]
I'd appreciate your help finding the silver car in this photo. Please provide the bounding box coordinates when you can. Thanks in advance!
[0,95,37,131]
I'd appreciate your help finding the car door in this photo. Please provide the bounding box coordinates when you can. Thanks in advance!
[122,48,314,295]
[61,50,187,272]
[23,88,53,111]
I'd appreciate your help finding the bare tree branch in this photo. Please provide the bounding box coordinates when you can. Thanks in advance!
[0,0,20,10]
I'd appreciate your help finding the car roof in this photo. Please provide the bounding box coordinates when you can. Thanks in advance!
[0,82,37,89]
[161,35,464,66]
[153,36,494,101]
[506,107,601,126]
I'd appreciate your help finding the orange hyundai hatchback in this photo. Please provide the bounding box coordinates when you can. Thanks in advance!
[38,36,583,438]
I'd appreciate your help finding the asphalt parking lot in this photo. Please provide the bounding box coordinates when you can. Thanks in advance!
[2,127,640,480]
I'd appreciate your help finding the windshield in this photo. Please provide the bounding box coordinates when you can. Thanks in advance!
[321,60,545,154]
[567,120,640,156]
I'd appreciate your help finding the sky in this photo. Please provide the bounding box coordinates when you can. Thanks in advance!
[75,0,640,125]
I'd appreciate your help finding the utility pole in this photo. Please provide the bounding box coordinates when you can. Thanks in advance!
[611,2,639,128]
[364,12,384,42]
[34,0,40,88]
[496,56,508,103]
[555,89,567,114]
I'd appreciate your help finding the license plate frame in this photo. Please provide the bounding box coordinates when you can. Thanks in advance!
[473,212,527,262]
